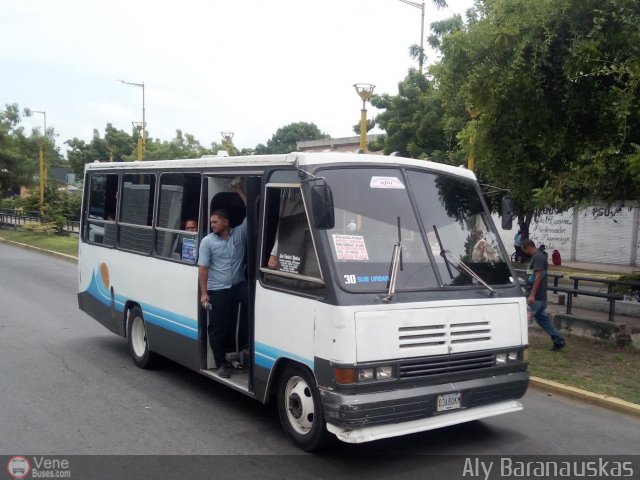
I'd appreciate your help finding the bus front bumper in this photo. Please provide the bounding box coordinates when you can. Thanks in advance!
[321,371,528,444]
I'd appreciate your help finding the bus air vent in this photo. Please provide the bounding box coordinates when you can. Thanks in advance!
[398,351,495,379]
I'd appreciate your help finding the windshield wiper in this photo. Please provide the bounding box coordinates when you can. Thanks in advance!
[382,217,403,303]
[432,225,495,296]
[382,242,402,302]
[432,224,455,280]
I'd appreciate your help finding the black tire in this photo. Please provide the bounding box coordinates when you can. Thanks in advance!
[127,306,159,369]
[276,364,333,451]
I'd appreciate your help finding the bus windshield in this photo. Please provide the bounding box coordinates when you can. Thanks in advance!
[321,168,511,292]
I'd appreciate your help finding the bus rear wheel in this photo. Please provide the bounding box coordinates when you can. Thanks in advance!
[277,365,332,451]
[127,306,158,369]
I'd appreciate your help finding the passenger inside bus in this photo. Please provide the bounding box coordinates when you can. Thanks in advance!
[172,219,198,262]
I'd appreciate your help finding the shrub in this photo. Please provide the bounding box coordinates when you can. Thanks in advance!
[22,222,59,236]
[613,273,640,301]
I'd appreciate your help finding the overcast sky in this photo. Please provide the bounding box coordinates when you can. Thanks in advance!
[1,0,474,154]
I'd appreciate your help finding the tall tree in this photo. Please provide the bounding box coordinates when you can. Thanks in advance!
[372,69,450,160]
[66,124,135,176]
[373,0,640,223]
[0,104,33,195]
[0,103,66,195]
[433,0,640,216]
[141,130,226,160]
[254,122,329,154]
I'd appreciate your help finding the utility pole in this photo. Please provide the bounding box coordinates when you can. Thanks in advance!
[118,80,146,160]
[398,0,425,73]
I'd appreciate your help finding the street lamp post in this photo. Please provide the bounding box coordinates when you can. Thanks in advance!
[353,83,376,153]
[27,109,47,215]
[118,79,146,161]
[221,131,234,156]
[398,0,425,73]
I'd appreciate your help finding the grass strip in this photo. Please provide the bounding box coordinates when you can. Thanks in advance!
[528,329,640,404]
[0,229,78,257]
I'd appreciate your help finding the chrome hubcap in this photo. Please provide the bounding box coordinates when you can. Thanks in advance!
[131,316,147,358]
[285,375,315,435]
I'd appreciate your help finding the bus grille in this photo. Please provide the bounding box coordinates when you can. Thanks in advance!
[398,320,491,349]
[398,351,495,379]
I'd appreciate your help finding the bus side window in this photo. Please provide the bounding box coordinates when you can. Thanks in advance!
[156,173,201,263]
[261,186,324,294]
[119,173,155,254]
[85,173,118,247]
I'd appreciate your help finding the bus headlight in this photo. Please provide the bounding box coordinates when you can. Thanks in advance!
[496,350,522,364]
[352,366,396,382]
[358,368,375,381]
[375,366,394,380]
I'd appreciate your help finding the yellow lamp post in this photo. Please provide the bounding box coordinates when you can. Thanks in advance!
[118,79,146,161]
[27,109,47,215]
[467,106,481,171]
[398,0,426,73]
[221,131,234,156]
[353,83,376,153]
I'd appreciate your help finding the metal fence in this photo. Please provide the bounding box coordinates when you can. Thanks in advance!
[0,209,80,234]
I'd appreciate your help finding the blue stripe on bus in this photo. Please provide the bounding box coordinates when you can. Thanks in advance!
[84,266,198,340]
[141,304,198,340]
[254,342,314,370]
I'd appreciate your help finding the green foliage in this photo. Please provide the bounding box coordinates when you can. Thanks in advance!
[367,135,386,152]
[22,221,60,236]
[372,70,452,159]
[352,118,376,135]
[0,104,36,195]
[141,129,213,161]
[254,122,329,154]
[374,0,640,223]
[66,124,136,175]
[612,273,640,300]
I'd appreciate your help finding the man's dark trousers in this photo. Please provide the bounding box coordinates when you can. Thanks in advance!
[207,282,248,367]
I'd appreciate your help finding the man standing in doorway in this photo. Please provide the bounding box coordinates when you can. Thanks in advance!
[521,239,566,351]
[198,183,248,378]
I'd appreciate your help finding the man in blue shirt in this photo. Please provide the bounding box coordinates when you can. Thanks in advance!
[198,184,248,378]
[522,239,566,351]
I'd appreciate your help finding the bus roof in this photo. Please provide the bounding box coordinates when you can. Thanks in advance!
[84,152,477,181]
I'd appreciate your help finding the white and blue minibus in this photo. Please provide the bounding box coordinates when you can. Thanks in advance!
[78,152,528,450]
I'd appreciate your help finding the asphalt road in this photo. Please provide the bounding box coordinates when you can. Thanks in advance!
[0,241,638,476]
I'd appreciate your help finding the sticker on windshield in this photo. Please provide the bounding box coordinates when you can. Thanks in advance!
[332,234,369,261]
[344,274,389,285]
[370,176,405,189]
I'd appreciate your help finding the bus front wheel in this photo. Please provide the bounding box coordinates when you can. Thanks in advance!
[127,306,158,369]
[277,364,332,451]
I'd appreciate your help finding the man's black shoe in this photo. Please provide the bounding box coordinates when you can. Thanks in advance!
[217,364,231,378]
[551,340,566,351]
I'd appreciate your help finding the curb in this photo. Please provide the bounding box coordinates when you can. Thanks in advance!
[0,237,78,263]
[530,376,640,419]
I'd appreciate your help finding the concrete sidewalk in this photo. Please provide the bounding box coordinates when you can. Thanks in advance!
[556,260,639,275]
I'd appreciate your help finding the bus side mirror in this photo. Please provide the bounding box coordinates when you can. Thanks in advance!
[501,197,513,230]
[309,183,335,230]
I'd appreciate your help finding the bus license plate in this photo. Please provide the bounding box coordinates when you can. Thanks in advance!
[437,393,461,412]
